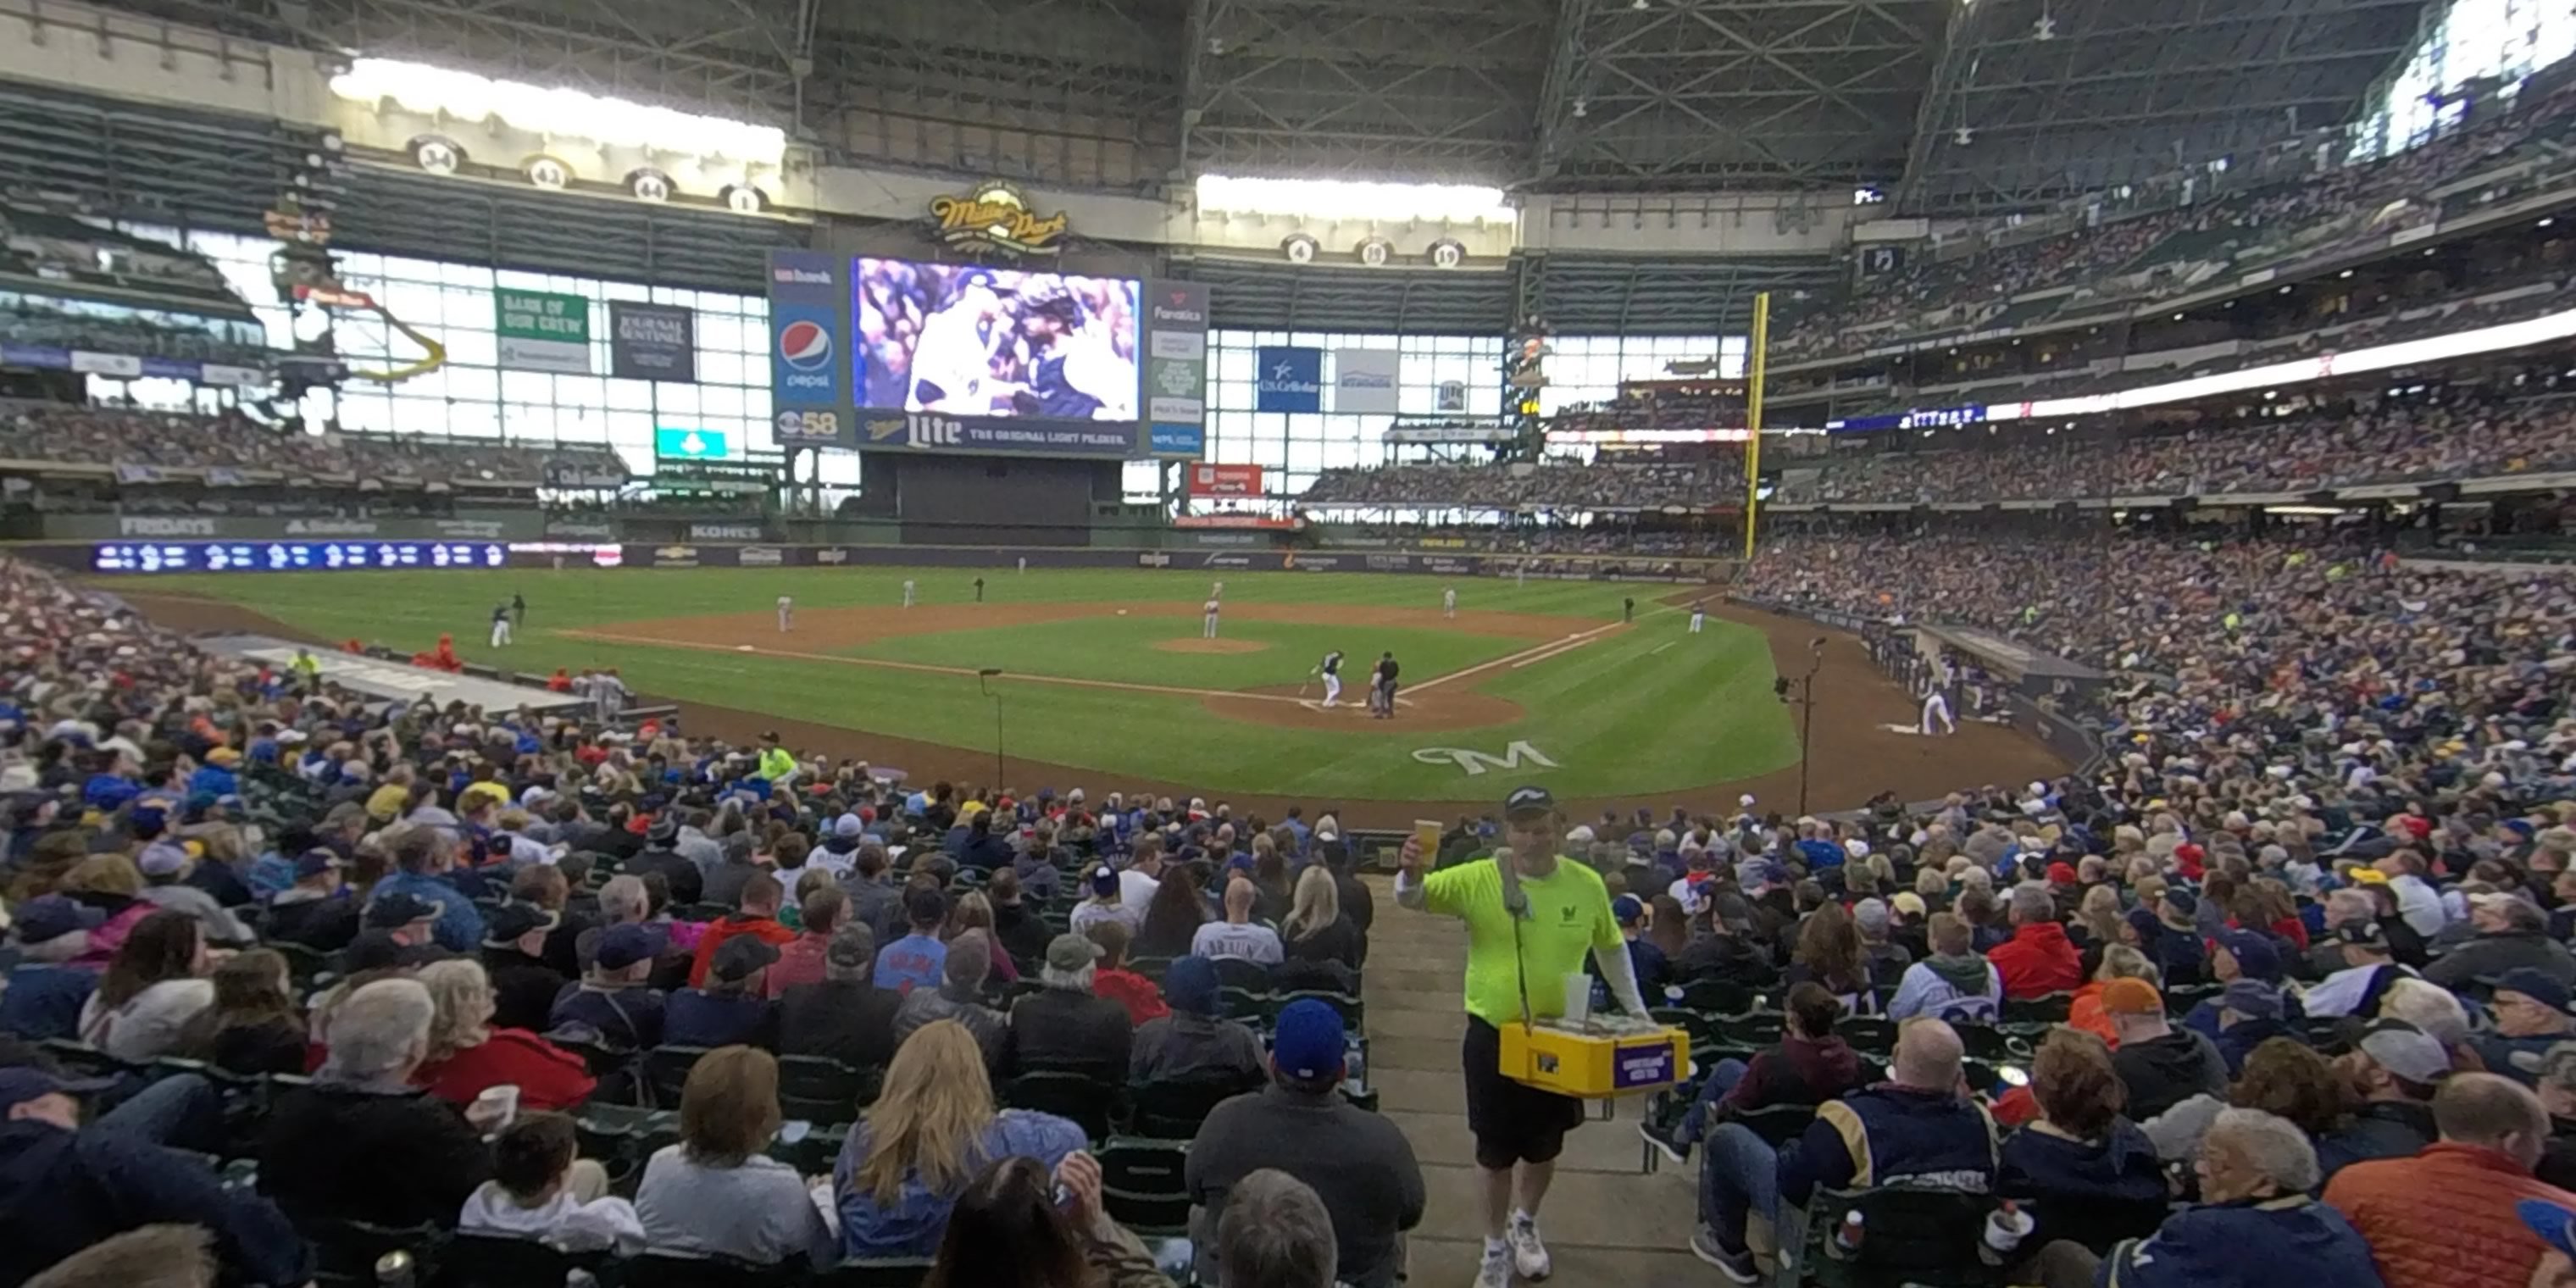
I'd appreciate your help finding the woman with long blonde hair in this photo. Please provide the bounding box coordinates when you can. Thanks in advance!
[1280,864,1363,970]
[834,1019,1088,1258]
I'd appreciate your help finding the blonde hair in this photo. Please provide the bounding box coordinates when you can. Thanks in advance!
[856,1021,998,1205]
[2078,886,2124,944]
[61,853,143,897]
[2095,943,2160,985]
[414,958,496,1062]
[1282,865,1341,941]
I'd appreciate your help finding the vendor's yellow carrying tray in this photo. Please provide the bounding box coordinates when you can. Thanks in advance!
[1499,1020,1688,1098]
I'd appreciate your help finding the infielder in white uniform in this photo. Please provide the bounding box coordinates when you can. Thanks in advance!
[902,580,916,608]
[1689,600,1707,634]
[488,603,513,648]
[777,595,794,633]
[1315,648,1345,706]
[1442,586,1457,619]
[1202,597,1222,639]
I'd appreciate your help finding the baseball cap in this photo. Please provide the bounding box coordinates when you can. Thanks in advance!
[2496,967,2575,1014]
[1890,891,1928,919]
[2334,920,2388,948]
[1503,786,1556,819]
[2209,929,2282,983]
[292,849,345,880]
[834,813,863,839]
[10,895,103,945]
[1612,895,1645,925]
[1045,932,1103,974]
[365,891,444,930]
[2349,868,2390,886]
[1090,866,1118,897]
[1270,998,1346,1085]
[1163,956,1219,1015]
[594,923,661,971]
[2160,889,2198,917]
[2357,1019,2452,1084]
[0,1065,117,1115]
[481,902,560,947]
[2101,978,2163,1015]
[2221,979,2284,1021]
[709,934,780,983]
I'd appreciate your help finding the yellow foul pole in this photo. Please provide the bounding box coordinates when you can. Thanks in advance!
[1740,291,1770,562]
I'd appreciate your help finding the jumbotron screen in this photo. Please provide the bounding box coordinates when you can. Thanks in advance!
[852,259,1139,422]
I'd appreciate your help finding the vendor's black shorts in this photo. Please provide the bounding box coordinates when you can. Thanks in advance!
[1462,1015,1585,1170]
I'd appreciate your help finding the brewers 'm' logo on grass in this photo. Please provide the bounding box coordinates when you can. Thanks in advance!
[1410,741,1558,777]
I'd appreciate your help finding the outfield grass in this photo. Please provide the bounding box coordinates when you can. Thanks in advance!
[117,567,1800,802]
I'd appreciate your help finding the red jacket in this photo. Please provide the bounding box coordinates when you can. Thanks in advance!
[2324,1141,2575,1288]
[1986,922,2084,1000]
[1093,967,1171,1028]
[414,1028,597,1111]
[689,914,800,987]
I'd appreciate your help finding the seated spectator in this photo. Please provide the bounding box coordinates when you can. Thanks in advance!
[874,886,951,995]
[948,892,1021,984]
[2068,943,2160,1044]
[75,911,211,1063]
[834,1019,1087,1258]
[765,886,846,998]
[478,902,571,1034]
[920,1153,1171,1288]
[777,924,901,1070]
[1644,982,1864,1163]
[1998,1029,2166,1254]
[2475,968,2576,1085]
[1194,876,1284,966]
[2303,923,2420,1019]
[664,936,780,1050]
[634,1046,838,1267]
[2425,893,2576,990]
[1215,1169,1340,1288]
[1886,911,2003,1023]
[2053,1108,2380,1288]
[690,871,797,988]
[1782,902,1876,1014]
[2316,1020,2446,1178]
[1085,921,1170,1028]
[129,808,253,948]
[264,851,359,953]
[2105,977,2229,1123]
[547,924,666,1052]
[1187,1000,1422,1288]
[375,827,484,952]
[1,900,103,1043]
[172,949,305,1076]
[1009,934,1134,1081]
[893,930,1010,1074]
[2326,1073,2572,1288]
[411,959,595,1113]
[1280,866,1364,972]
[2207,980,2298,1076]
[1070,866,1143,938]
[698,832,769,911]
[1693,1019,1993,1282]
[1988,883,2084,1000]
[0,1057,308,1288]
[259,978,497,1229]
[456,1112,642,1254]
[984,869,1053,966]
[1132,956,1263,1086]
[1134,865,1210,959]
[346,891,453,974]
[575,875,690,991]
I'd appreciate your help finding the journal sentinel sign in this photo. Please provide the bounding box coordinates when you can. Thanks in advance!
[1254,347,1323,413]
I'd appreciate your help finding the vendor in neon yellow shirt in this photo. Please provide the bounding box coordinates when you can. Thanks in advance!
[1395,784,1648,1287]
[754,730,797,785]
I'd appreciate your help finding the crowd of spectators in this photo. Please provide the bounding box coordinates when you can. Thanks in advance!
[0,551,1413,1287]
[1783,392,2576,504]
[0,403,628,486]
[1776,84,2576,363]
[1545,386,1747,435]
[1302,459,1729,509]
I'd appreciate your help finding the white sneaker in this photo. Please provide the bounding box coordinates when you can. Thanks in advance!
[1475,1241,1513,1288]
[1508,1213,1552,1280]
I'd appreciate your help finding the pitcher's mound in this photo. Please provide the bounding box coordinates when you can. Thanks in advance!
[1204,684,1524,732]
[1154,638,1271,655]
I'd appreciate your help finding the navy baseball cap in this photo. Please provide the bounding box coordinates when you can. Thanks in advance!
[1612,895,1646,925]
[10,895,103,944]
[2210,929,2281,982]
[364,892,443,930]
[594,923,660,971]
[1163,956,1220,1016]
[292,849,344,880]
[1271,998,1346,1085]
[1503,786,1556,819]
[2496,967,2575,1013]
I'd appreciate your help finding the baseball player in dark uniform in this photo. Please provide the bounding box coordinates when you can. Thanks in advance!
[1372,651,1400,719]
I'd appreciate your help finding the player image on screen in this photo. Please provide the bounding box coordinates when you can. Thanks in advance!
[852,259,1138,420]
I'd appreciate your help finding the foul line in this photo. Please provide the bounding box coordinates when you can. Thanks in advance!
[1407,619,1632,693]
[1650,641,1675,656]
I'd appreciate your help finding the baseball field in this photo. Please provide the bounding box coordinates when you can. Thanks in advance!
[114,566,2067,824]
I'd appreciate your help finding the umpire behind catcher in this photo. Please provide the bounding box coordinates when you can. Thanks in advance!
[1395,785,1648,1285]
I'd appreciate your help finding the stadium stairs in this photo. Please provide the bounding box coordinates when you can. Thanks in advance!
[1363,875,1701,1281]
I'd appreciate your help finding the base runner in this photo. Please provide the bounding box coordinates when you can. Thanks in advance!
[1396,786,1647,1288]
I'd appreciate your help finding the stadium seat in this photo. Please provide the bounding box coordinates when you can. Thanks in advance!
[441,1231,614,1288]
[1096,1136,1192,1236]
[1218,985,1278,1025]
[1128,1071,1265,1139]
[641,1046,712,1110]
[2001,992,2073,1026]
[623,1251,808,1288]
[1211,958,1275,992]
[1734,1102,1819,1149]
[1675,978,1763,1015]
[1837,1017,1898,1054]
[1786,1185,2007,1288]
[1004,1069,1124,1144]
[776,1054,882,1124]
[1277,988,1363,1030]
[303,1218,447,1288]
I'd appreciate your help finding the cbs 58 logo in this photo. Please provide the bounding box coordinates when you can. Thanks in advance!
[776,410,839,440]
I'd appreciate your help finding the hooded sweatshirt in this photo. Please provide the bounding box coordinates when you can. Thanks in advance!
[2112,1026,2231,1121]
[1888,952,2005,1023]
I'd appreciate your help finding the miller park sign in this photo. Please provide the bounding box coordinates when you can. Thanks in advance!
[928,182,1069,258]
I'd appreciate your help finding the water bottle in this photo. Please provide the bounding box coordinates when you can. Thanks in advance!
[1979,1199,2035,1266]
[373,1251,414,1288]
[1827,1210,1865,1261]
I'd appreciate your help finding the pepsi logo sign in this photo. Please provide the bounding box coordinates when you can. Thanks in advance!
[779,320,833,371]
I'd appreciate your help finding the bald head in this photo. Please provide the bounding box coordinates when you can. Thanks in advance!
[2434,1072,2551,1169]
[1224,875,1256,921]
[1891,1018,1965,1093]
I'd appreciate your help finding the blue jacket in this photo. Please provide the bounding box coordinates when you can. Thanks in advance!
[834,1110,1085,1257]
[2100,1196,2384,1288]
[1778,1085,1999,1207]
[0,1119,309,1288]
[1999,1119,2167,1250]
[369,870,482,952]
[0,963,97,1041]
